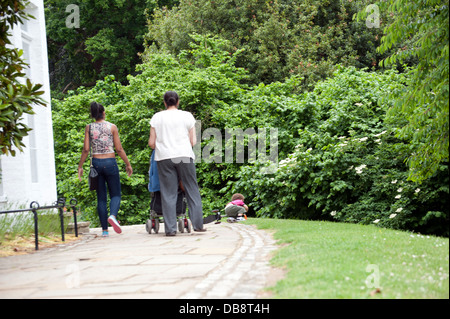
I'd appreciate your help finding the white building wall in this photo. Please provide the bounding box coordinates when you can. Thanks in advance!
[0,0,57,209]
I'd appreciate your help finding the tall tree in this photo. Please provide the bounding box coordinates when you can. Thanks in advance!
[145,0,388,87]
[44,0,179,94]
[358,0,449,182]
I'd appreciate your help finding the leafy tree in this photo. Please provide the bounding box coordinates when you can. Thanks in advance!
[1,0,46,156]
[44,0,179,94]
[145,0,388,87]
[357,0,449,183]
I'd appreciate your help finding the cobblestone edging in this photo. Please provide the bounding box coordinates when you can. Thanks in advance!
[0,223,282,299]
[181,223,278,299]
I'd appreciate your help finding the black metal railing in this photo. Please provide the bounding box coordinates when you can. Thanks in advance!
[0,198,79,250]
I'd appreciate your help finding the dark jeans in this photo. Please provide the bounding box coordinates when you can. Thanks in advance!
[157,157,203,234]
[92,157,121,230]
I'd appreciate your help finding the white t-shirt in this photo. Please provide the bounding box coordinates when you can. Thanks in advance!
[150,109,196,161]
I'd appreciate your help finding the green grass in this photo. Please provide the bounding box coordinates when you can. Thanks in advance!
[0,208,72,241]
[245,218,449,299]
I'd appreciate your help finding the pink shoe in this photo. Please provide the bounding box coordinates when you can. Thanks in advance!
[108,216,122,234]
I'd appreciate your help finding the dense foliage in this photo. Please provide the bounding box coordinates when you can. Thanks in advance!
[52,35,448,236]
[358,0,449,183]
[230,67,449,236]
[53,35,247,225]
[44,0,179,94]
[145,0,391,87]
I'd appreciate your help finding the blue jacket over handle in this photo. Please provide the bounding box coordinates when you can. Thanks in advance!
[148,151,160,192]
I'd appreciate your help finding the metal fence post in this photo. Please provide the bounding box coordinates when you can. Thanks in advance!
[70,198,79,237]
[57,198,66,242]
[0,198,80,251]
[30,201,40,250]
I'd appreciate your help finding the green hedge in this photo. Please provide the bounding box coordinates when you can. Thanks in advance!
[52,35,448,236]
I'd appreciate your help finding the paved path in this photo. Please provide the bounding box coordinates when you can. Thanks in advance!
[0,222,278,299]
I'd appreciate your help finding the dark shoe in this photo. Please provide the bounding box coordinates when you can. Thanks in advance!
[166,232,176,236]
[194,228,207,232]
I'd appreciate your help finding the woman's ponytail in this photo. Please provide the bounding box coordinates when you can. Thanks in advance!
[90,101,105,120]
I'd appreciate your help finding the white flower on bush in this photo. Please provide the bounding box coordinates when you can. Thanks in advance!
[330,211,337,216]
[397,187,403,192]
[415,188,421,193]
[278,156,298,171]
[373,219,380,224]
[355,164,367,174]
[396,207,403,213]
[374,130,387,137]
[389,213,397,218]
[395,194,402,199]
[359,137,368,142]
[279,158,294,166]
[391,180,397,184]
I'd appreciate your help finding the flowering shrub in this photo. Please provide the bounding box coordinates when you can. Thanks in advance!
[52,35,448,235]
[229,67,449,236]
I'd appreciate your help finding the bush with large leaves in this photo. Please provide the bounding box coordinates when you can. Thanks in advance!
[53,35,247,226]
[229,67,449,236]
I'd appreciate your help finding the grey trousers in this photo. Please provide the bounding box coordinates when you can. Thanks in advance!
[225,205,246,217]
[156,157,203,234]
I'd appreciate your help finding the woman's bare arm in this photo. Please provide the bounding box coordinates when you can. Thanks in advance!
[148,126,156,149]
[77,125,90,181]
[112,124,133,176]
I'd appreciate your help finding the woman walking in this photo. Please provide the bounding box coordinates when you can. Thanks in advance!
[78,102,133,237]
[148,91,205,236]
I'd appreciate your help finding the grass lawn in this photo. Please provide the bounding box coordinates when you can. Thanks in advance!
[245,218,449,299]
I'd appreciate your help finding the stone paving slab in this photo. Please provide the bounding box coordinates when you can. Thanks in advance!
[0,222,279,299]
